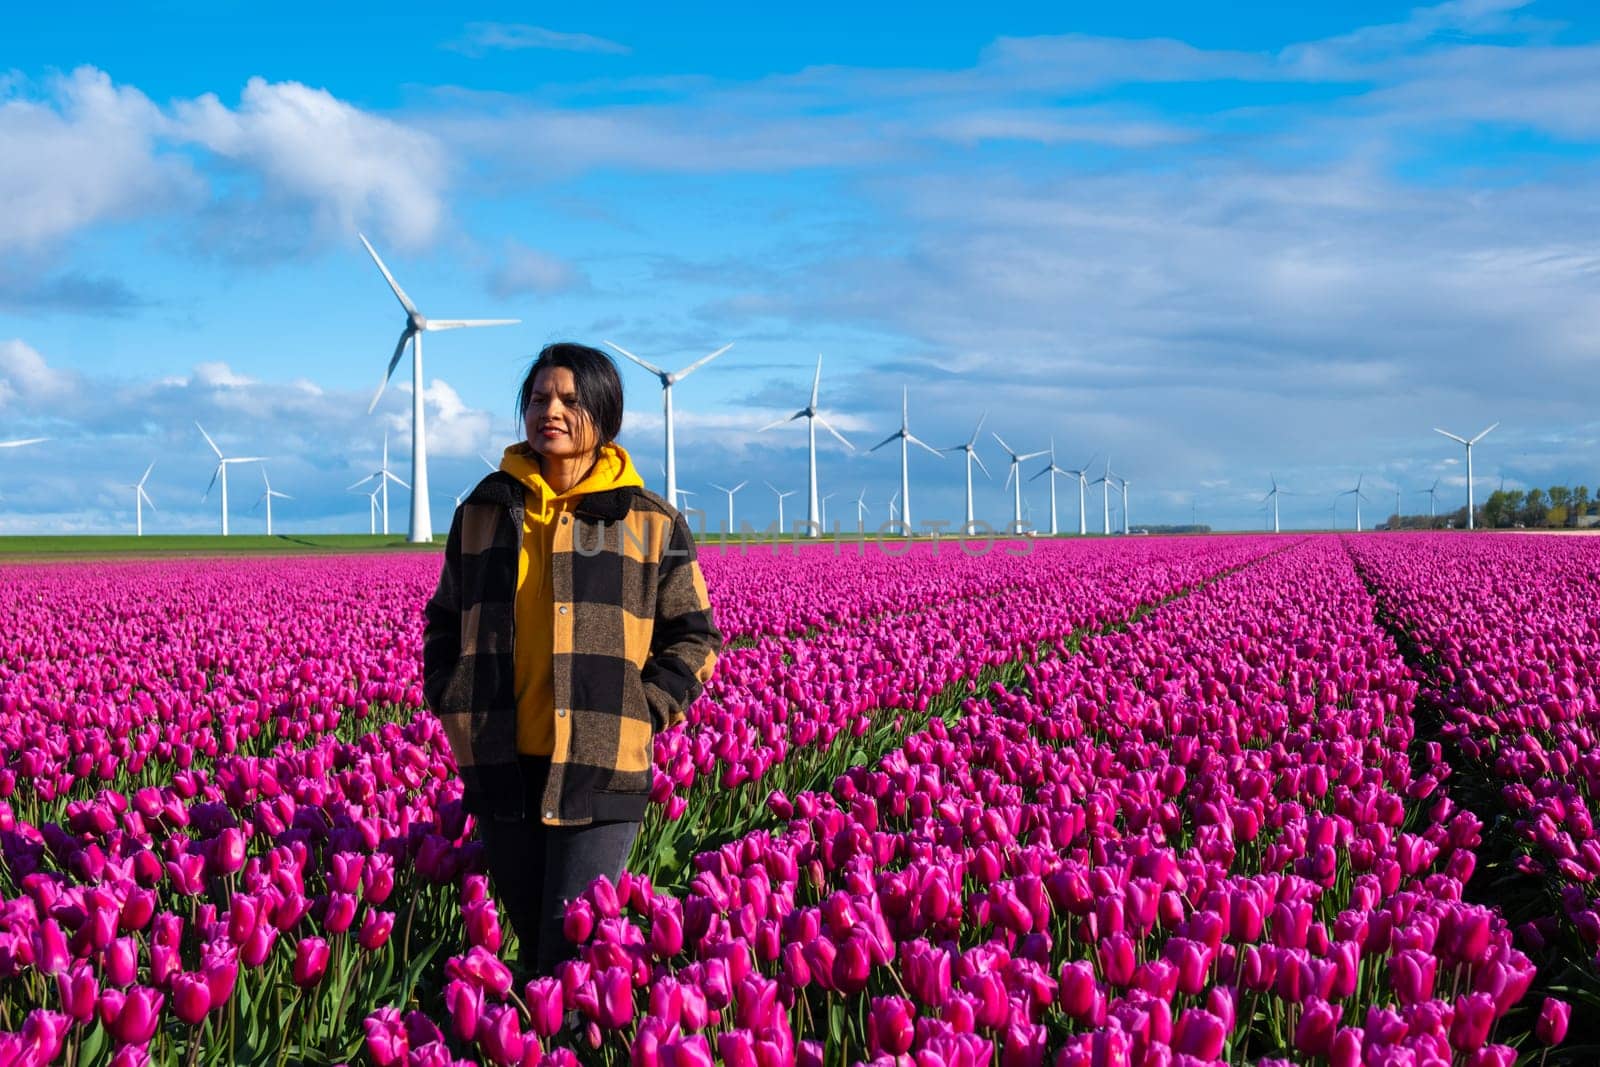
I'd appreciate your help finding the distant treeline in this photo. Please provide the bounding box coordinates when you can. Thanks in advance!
[1378,485,1597,530]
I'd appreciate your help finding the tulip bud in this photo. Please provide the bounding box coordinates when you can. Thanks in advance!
[868,995,915,1056]
[363,1006,410,1067]
[292,937,329,987]
[1537,997,1571,1045]
[171,972,211,1025]
[359,908,395,952]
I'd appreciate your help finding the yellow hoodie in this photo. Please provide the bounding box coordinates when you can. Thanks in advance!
[499,441,645,755]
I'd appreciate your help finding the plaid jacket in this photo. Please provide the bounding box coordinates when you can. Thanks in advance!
[422,471,721,824]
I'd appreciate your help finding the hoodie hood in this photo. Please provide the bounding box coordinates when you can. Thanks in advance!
[499,441,645,518]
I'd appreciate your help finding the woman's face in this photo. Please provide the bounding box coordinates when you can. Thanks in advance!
[524,366,600,463]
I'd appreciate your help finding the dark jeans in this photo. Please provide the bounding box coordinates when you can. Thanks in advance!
[478,756,640,974]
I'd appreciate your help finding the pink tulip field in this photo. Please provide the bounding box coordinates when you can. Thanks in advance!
[0,533,1593,1065]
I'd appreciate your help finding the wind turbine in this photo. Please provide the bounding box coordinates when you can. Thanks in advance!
[855,488,869,531]
[130,462,156,537]
[1061,456,1096,536]
[888,490,901,526]
[1263,474,1291,534]
[993,434,1048,532]
[870,388,942,536]
[197,423,265,537]
[1433,422,1498,530]
[1028,438,1072,536]
[605,340,734,508]
[760,355,853,537]
[255,468,292,536]
[764,482,796,534]
[709,481,747,534]
[1339,475,1371,532]
[821,491,836,531]
[673,487,695,513]
[359,233,519,545]
[1393,484,1402,530]
[1089,458,1116,535]
[1418,478,1440,521]
[942,413,991,534]
[347,435,410,536]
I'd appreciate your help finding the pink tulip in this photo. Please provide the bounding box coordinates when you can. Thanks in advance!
[291,936,329,987]
[171,971,211,1025]
[363,1006,409,1067]
[1536,997,1571,1045]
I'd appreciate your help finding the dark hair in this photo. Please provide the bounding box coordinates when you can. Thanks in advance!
[516,343,625,450]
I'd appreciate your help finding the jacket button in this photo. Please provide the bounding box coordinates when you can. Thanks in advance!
[557,708,567,717]
[558,605,569,615]
[560,514,569,524]
[544,810,555,820]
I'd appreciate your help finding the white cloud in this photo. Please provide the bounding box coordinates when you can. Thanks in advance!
[175,78,448,250]
[486,241,587,297]
[0,67,197,251]
[444,23,631,57]
[0,338,79,410]
[0,342,499,533]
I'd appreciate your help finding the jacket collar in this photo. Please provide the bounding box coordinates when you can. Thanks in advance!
[465,471,637,520]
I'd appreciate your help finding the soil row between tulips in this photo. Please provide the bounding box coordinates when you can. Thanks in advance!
[1343,542,1600,1063]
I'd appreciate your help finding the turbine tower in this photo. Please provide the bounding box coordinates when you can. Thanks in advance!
[347,434,410,536]
[359,233,520,545]
[1418,478,1440,521]
[759,355,853,537]
[606,340,733,508]
[1263,474,1291,534]
[1089,458,1116,535]
[764,482,796,534]
[993,434,1048,532]
[942,413,991,534]
[1339,474,1371,532]
[197,423,265,537]
[1028,438,1072,536]
[255,468,292,536]
[130,462,156,537]
[870,388,942,536]
[1061,456,1095,536]
[1118,475,1131,535]
[709,481,747,534]
[1433,422,1498,530]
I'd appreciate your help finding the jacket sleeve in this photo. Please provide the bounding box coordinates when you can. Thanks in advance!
[421,507,464,713]
[641,510,723,731]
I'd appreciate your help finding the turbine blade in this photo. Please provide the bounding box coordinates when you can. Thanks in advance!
[815,415,856,451]
[868,431,901,453]
[138,461,156,487]
[202,464,221,501]
[195,422,223,459]
[1433,427,1469,445]
[358,233,419,315]
[907,434,943,457]
[1470,421,1500,445]
[229,457,268,464]
[674,342,734,381]
[809,354,822,409]
[425,318,520,331]
[602,341,669,378]
[1029,465,1052,482]
[346,473,378,491]
[0,437,47,449]
[1003,464,1015,491]
[386,472,411,490]
[967,411,988,447]
[759,411,805,433]
[480,453,499,472]
[141,487,156,510]
[731,481,747,493]
[990,432,1014,456]
[369,329,414,414]
[972,453,991,479]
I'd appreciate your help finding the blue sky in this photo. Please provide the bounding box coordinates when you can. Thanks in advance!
[3,0,1599,534]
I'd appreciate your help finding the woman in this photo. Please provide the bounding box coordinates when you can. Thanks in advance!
[422,342,722,974]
